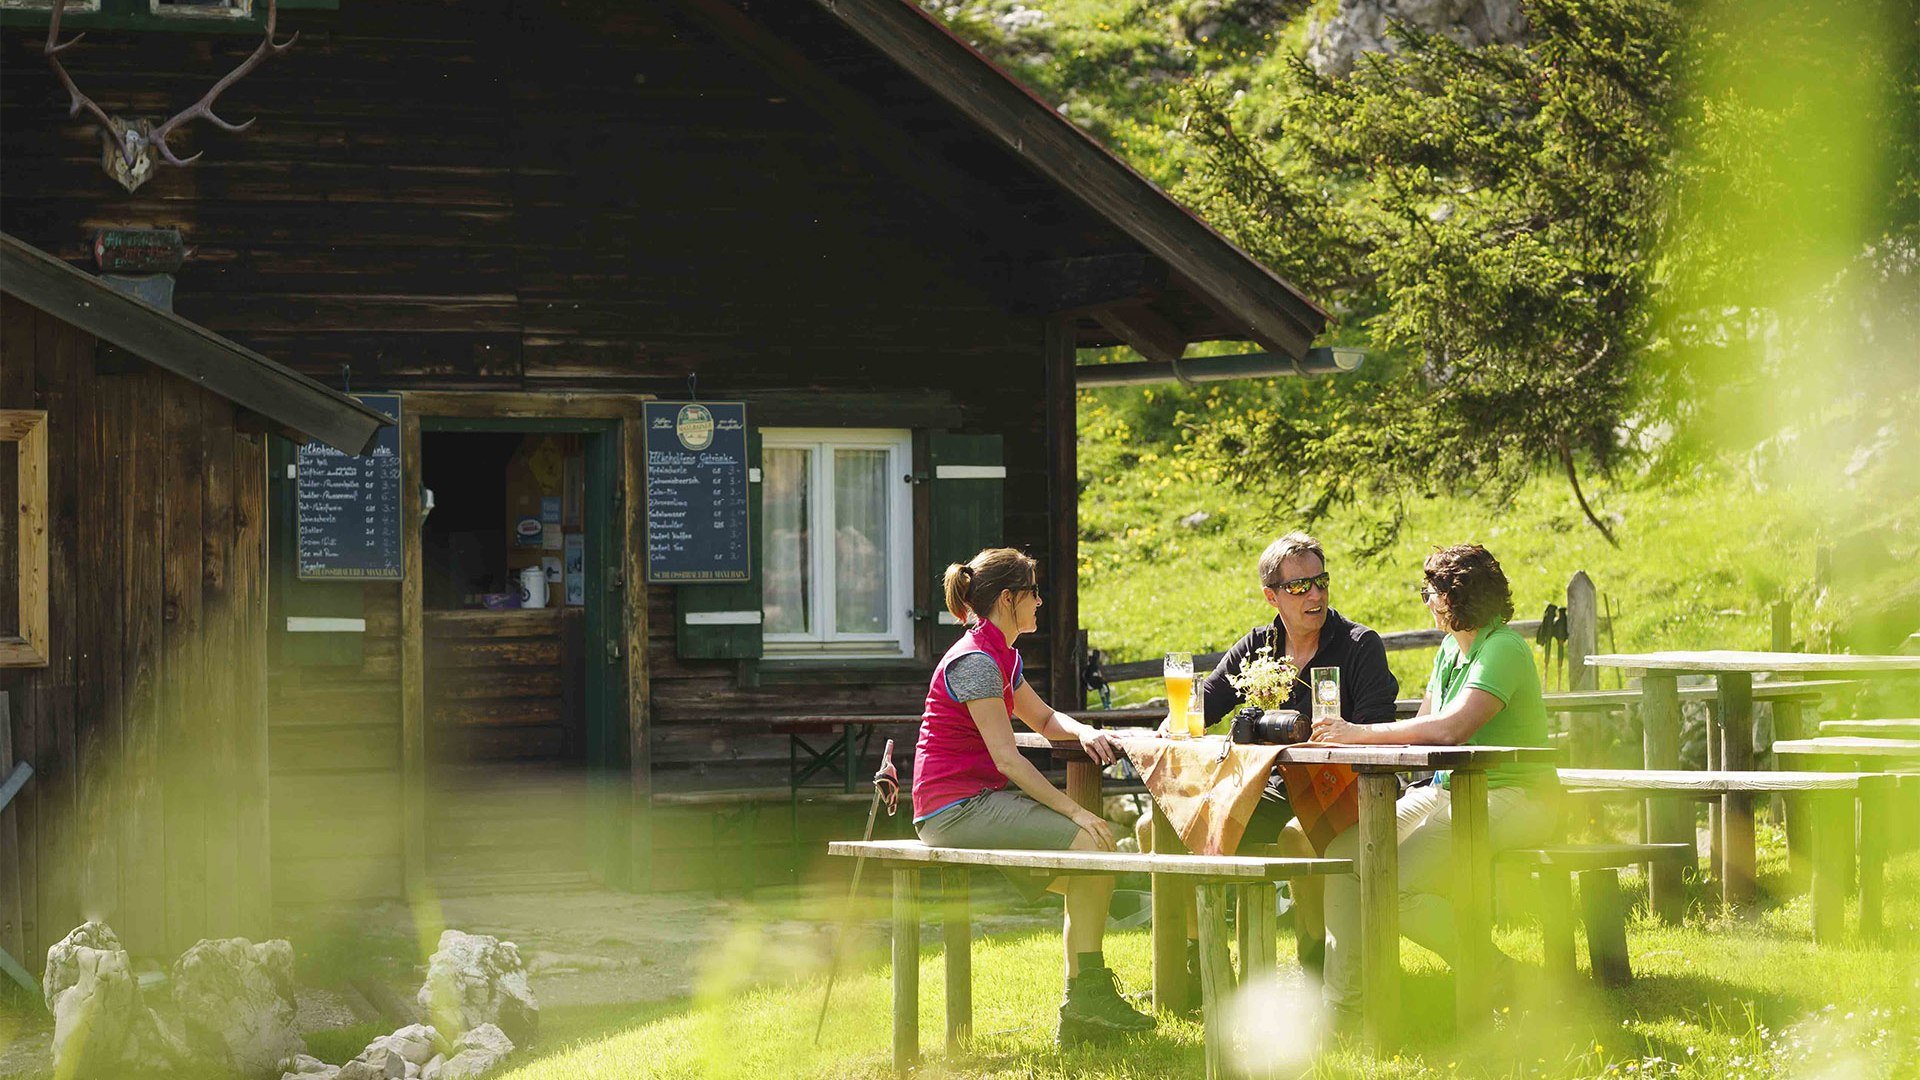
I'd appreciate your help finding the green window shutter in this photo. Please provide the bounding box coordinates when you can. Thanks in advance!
[928,433,1004,653]
[675,430,764,660]
[268,435,365,667]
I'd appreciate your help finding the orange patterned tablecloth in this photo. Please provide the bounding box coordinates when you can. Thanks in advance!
[1121,735,1358,856]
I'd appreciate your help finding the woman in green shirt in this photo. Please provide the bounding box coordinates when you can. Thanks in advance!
[1307,544,1560,1021]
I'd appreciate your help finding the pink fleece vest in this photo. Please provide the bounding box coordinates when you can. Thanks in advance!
[912,619,1023,820]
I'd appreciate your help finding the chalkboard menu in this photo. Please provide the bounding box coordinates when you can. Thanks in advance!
[297,393,403,580]
[645,401,750,582]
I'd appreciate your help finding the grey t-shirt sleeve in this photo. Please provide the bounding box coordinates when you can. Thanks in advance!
[946,651,1018,703]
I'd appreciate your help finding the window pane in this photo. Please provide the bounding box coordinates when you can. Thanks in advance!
[833,449,890,635]
[761,448,810,634]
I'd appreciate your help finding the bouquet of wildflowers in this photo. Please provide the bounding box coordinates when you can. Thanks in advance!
[1226,645,1299,712]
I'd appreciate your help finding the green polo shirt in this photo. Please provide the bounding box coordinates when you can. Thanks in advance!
[1428,621,1555,790]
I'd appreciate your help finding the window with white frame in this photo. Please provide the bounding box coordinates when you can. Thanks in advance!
[760,428,913,657]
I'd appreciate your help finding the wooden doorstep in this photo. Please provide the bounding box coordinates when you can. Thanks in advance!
[827,839,1350,879]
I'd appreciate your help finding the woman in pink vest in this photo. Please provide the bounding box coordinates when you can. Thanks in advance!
[913,547,1155,1045]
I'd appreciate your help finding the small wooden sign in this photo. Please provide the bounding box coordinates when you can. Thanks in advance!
[93,228,186,274]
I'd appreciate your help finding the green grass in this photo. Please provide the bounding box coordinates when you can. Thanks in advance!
[471,828,1919,1078]
[1075,386,1837,703]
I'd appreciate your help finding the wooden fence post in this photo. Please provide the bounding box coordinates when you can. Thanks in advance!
[1565,572,1597,768]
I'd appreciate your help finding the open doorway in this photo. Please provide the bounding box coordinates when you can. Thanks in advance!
[418,427,604,890]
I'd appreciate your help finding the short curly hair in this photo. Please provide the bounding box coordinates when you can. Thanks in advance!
[1423,544,1513,632]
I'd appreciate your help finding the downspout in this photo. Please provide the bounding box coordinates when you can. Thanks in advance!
[1075,347,1364,387]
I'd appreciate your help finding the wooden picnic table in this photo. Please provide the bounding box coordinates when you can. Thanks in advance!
[1585,650,1920,916]
[1817,719,1920,739]
[1015,729,1557,1043]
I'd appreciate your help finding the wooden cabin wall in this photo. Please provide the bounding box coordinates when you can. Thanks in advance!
[0,294,271,963]
[1,0,1070,895]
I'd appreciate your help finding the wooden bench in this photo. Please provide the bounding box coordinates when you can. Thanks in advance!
[1556,768,1898,941]
[1496,843,1691,987]
[1817,720,1920,740]
[826,839,1350,1076]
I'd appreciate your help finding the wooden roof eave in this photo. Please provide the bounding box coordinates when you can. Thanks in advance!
[0,232,387,456]
[811,0,1330,359]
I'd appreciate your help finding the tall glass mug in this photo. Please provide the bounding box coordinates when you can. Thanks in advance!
[1187,681,1207,738]
[1164,652,1194,738]
[1311,666,1342,723]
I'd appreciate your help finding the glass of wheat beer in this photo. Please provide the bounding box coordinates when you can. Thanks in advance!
[1164,652,1194,737]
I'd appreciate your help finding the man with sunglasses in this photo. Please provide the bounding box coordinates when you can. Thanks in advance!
[1197,531,1400,974]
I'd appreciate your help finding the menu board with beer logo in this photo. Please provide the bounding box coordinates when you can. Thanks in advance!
[296,394,404,580]
[644,400,750,582]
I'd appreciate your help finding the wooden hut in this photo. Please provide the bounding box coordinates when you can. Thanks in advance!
[0,0,1328,938]
[0,233,385,965]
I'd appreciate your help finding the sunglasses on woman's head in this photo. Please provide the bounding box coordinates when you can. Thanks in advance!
[1267,572,1331,596]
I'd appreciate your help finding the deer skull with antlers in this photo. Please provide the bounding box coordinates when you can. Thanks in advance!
[45,0,297,193]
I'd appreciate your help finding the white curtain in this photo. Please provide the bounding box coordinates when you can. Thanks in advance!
[761,447,811,634]
[833,449,890,634]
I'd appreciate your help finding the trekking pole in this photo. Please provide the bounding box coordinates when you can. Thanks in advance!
[814,738,899,1045]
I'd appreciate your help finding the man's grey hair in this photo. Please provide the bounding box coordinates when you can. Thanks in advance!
[1258,531,1325,588]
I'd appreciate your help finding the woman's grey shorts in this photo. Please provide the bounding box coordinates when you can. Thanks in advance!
[915,788,1082,900]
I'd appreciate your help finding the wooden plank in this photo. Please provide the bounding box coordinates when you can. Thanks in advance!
[160,380,208,953]
[202,399,243,940]
[1498,843,1693,872]
[231,429,272,937]
[37,308,84,953]
[1195,884,1233,1080]
[1588,650,1920,674]
[120,371,167,954]
[1639,674,1684,923]
[1150,798,1190,1015]
[1449,769,1493,1032]
[399,406,426,895]
[1044,316,1079,708]
[1239,880,1276,992]
[941,867,970,1053]
[827,840,1349,879]
[1717,671,1755,910]
[1356,771,1400,1046]
[1091,301,1186,365]
[1818,719,1920,739]
[1858,776,1893,942]
[892,868,920,1074]
[1536,869,1575,980]
[1808,791,1850,945]
[1558,769,1870,792]
[625,411,653,889]
[0,235,386,457]
[1578,870,1632,988]
[0,693,22,967]
[1774,737,1920,759]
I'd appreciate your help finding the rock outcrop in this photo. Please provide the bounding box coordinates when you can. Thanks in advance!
[1306,0,1527,76]
[416,931,538,1045]
[172,937,305,1077]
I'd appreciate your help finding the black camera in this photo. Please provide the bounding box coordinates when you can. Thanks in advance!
[1229,706,1308,745]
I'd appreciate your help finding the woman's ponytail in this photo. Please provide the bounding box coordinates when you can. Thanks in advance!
[942,562,974,623]
[942,548,1038,627]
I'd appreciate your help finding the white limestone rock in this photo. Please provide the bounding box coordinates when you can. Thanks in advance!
[421,1024,514,1080]
[171,936,305,1077]
[40,922,178,1078]
[1306,0,1528,76]
[416,931,538,1045]
[280,1053,343,1080]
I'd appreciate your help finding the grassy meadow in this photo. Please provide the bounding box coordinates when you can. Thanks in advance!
[476,827,1920,1078]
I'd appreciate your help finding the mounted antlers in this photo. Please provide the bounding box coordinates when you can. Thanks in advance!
[45,0,298,190]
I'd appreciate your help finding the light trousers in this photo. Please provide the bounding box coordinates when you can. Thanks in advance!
[1321,782,1560,1014]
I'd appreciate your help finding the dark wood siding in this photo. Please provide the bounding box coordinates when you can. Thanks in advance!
[0,293,272,961]
[2,0,1078,896]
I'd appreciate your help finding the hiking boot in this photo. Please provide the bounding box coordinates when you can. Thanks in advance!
[1058,965,1156,1045]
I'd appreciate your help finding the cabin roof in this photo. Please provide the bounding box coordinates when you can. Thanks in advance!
[0,232,388,455]
[783,0,1329,359]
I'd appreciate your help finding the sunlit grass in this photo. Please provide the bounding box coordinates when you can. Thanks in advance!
[480,832,1919,1078]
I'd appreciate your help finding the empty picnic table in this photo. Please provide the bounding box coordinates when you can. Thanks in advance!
[1585,650,1920,916]
[770,715,915,792]
[1016,730,1558,1043]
